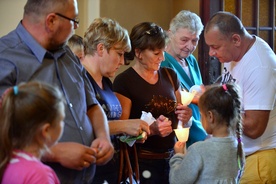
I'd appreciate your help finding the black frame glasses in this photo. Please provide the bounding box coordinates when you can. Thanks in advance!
[55,13,79,25]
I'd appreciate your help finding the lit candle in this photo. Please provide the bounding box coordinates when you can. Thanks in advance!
[180,90,196,106]
[174,127,190,142]
[175,89,195,142]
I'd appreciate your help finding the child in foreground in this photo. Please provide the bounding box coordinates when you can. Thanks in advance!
[0,81,65,184]
[169,83,245,184]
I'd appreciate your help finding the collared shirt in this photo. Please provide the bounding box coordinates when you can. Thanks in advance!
[0,22,98,183]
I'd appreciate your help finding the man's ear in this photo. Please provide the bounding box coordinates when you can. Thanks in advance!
[231,33,241,46]
[45,13,57,32]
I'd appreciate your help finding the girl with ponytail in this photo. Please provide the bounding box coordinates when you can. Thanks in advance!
[0,81,65,184]
[169,83,245,184]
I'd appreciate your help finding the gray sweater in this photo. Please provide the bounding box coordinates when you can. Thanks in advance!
[169,136,239,184]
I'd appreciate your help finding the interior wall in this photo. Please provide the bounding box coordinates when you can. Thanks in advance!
[99,0,200,33]
[100,0,173,32]
[75,0,100,36]
[0,0,26,37]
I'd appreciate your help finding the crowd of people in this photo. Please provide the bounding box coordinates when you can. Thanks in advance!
[0,0,275,183]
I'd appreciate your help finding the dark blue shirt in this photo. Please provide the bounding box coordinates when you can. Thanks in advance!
[88,75,122,120]
[87,75,122,184]
[0,22,98,184]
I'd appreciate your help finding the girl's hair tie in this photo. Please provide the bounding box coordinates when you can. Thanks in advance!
[13,86,18,95]
[222,84,228,91]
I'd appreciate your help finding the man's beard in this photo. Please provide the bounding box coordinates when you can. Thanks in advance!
[48,40,67,51]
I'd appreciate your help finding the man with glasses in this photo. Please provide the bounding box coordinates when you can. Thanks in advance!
[0,0,114,183]
[55,12,80,27]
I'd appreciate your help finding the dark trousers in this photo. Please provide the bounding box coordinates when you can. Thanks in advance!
[139,157,170,184]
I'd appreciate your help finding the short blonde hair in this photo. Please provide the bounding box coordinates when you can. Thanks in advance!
[84,17,131,56]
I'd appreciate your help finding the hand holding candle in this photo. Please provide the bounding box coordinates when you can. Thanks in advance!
[174,89,195,142]
[177,89,195,129]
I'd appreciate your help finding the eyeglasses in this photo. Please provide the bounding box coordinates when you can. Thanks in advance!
[55,13,79,25]
[138,26,164,39]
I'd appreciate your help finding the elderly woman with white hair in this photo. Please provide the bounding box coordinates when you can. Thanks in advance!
[161,10,207,147]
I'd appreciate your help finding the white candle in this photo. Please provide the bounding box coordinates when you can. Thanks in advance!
[174,127,190,142]
[180,90,195,106]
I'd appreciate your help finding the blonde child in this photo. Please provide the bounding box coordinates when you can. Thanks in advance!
[0,81,65,184]
[169,83,245,184]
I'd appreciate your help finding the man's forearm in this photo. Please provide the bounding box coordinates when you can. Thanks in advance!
[87,104,110,140]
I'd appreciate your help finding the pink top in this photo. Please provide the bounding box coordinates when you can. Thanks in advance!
[2,150,60,184]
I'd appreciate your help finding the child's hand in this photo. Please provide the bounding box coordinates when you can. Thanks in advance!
[174,141,186,154]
